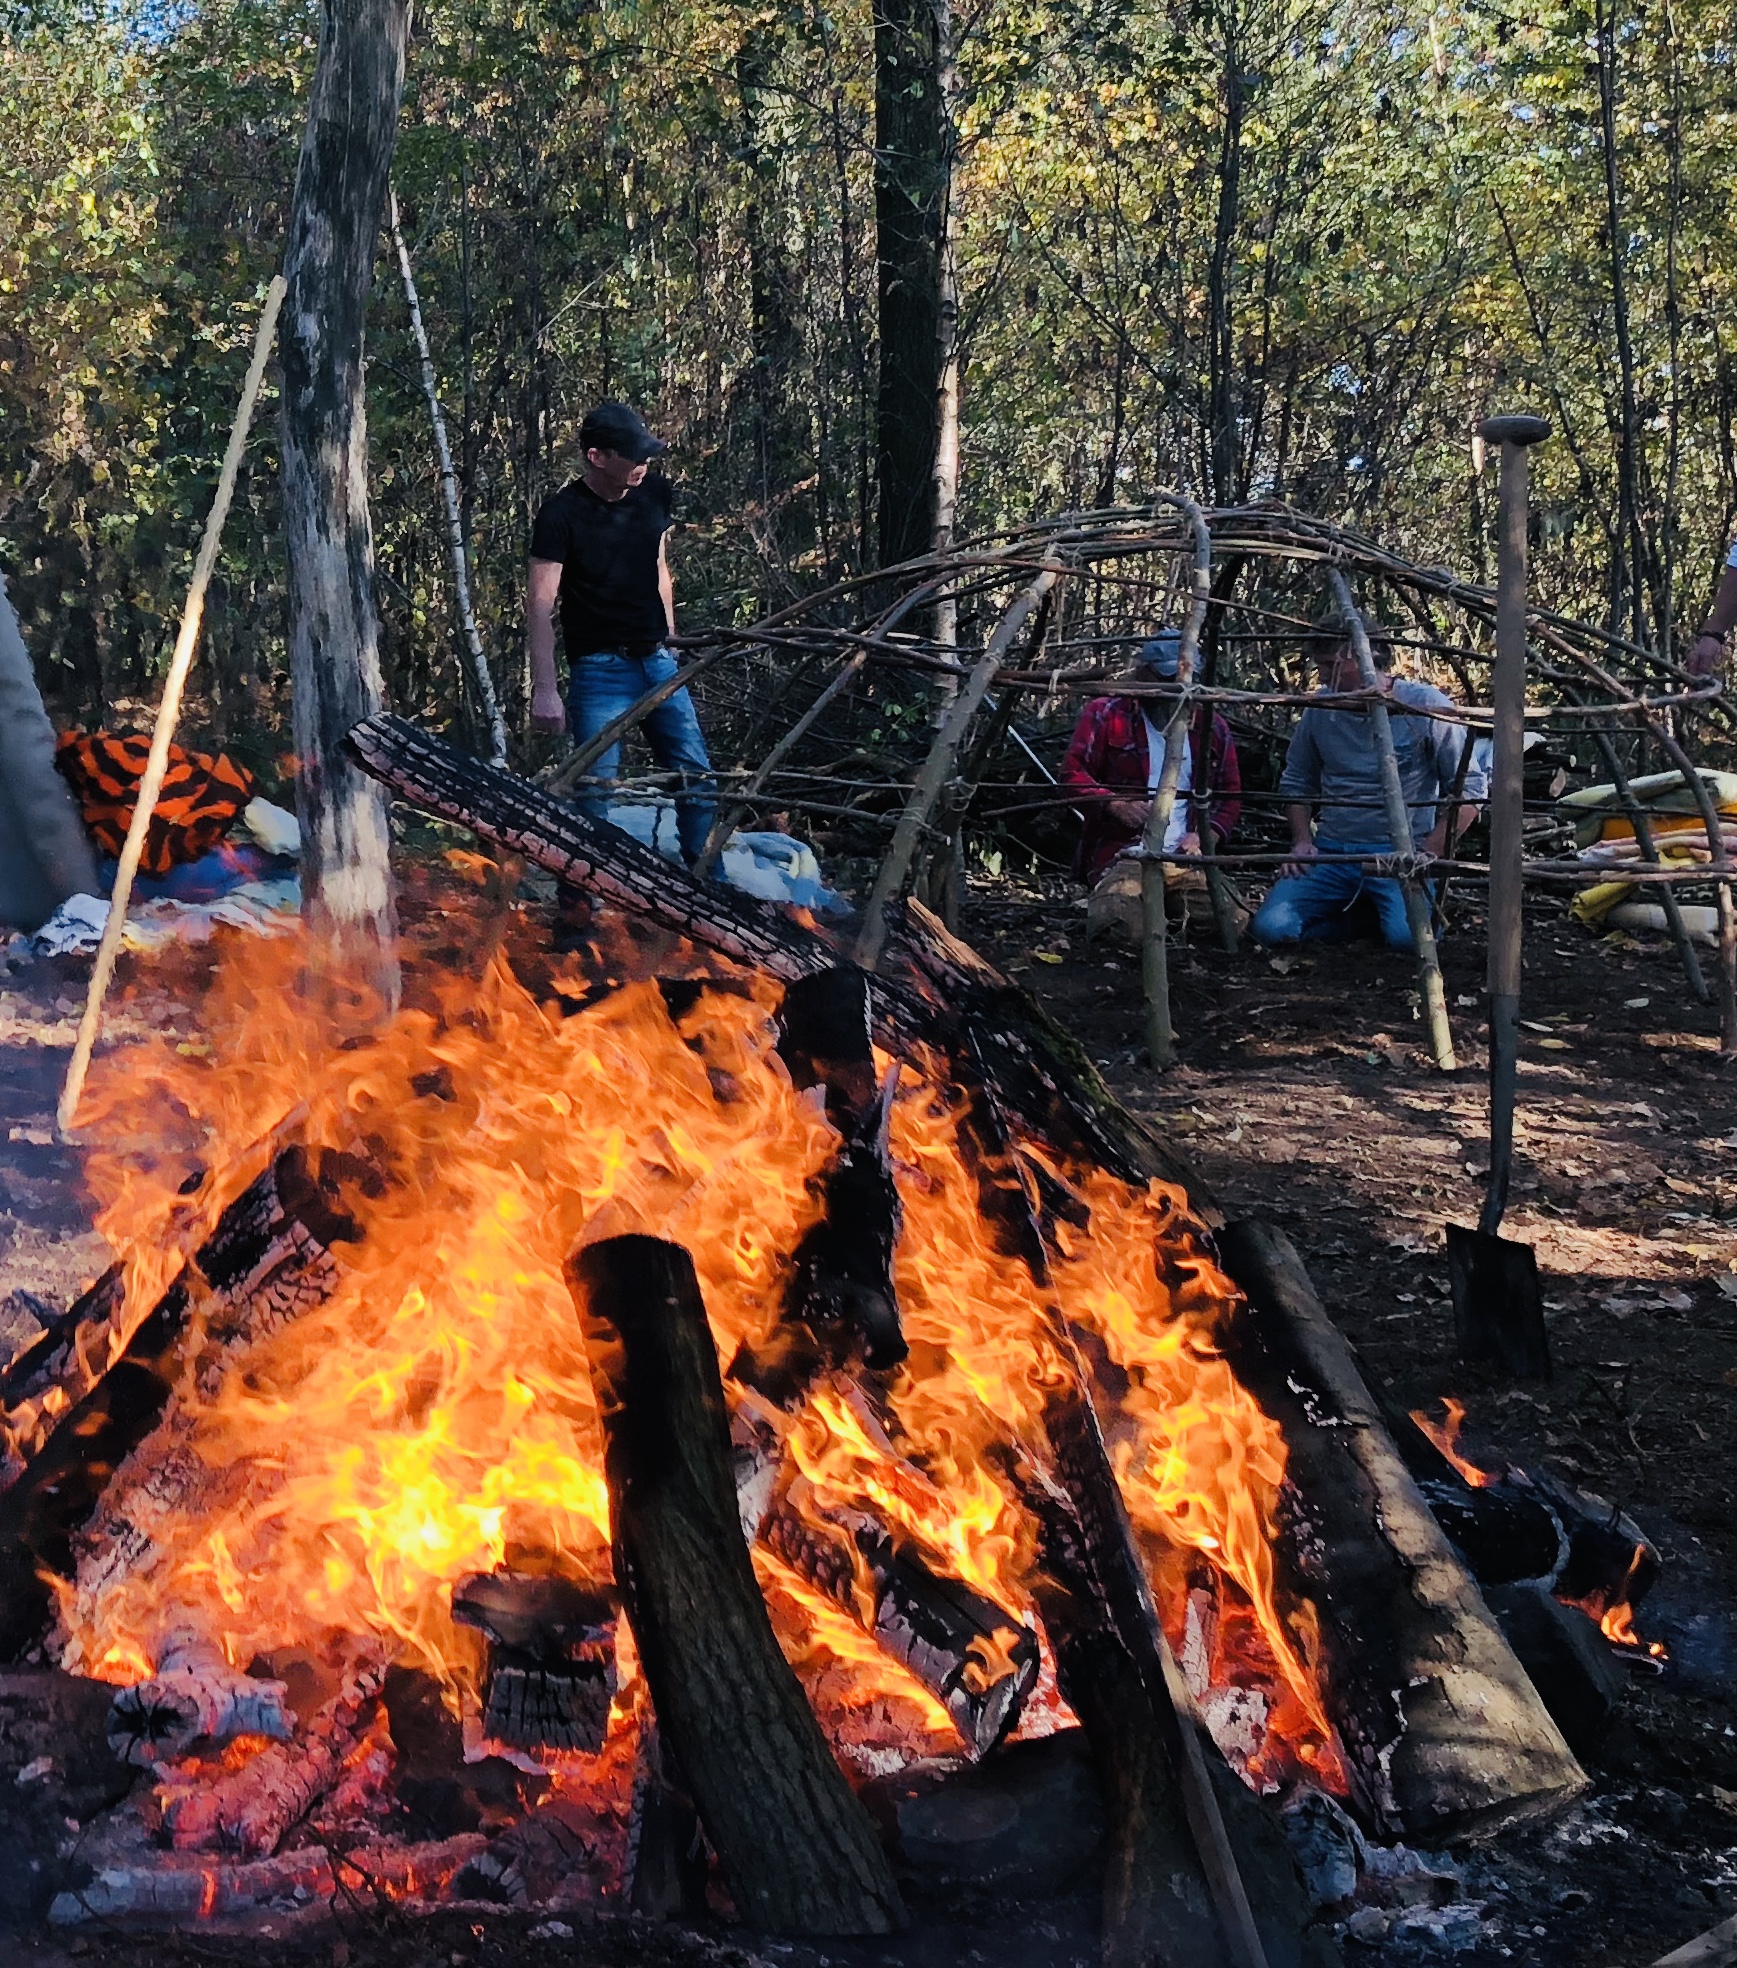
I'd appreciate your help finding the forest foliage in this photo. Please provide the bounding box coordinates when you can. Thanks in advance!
[1,0,1734,776]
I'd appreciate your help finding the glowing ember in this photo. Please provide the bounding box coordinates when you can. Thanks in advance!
[55,922,1344,1790]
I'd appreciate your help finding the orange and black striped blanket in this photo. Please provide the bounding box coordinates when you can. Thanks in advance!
[54,731,255,876]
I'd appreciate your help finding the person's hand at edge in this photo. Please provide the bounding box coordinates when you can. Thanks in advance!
[531,684,567,735]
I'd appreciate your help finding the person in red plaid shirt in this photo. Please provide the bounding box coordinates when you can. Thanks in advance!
[1059,631,1242,885]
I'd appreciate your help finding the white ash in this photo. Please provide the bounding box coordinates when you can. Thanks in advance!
[107,1629,293,1766]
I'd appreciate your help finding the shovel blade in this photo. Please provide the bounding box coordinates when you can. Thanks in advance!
[1447,1223,1552,1380]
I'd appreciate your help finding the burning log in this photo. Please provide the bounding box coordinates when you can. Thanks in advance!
[725,1383,1041,1761]
[108,1629,293,1766]
[1215,1220,1587,1842]
[161,1656,386,1855]
[344,715,1210,1215]
[567,1233,906,1937]
[776,966,906,1371]
[0,1145,365,1658]
[450,1570,616,1755]
[0,1142,354,1485]
[759,1477,1039,1760]
[956,1040,1317,1968]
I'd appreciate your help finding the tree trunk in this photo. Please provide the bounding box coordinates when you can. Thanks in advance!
[280,0,410,1013]
[567,1235,905,1937]
[874,0,948,568]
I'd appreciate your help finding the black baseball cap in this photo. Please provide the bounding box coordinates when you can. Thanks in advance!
[579,401,668,462]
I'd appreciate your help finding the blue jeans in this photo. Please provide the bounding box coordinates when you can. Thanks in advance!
[567,648,716,863]
[1250,850,1426,952]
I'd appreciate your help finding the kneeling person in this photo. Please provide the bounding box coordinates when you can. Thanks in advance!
[1251,620,1483,951]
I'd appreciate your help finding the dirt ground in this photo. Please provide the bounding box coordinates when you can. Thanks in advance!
[2,875,1735,1968]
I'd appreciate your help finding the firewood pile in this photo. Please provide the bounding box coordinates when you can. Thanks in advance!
[0,723,1666,1956]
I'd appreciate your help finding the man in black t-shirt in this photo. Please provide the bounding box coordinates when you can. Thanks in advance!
[527,401,716,862]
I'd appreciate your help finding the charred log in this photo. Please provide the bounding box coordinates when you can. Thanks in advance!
[161,1656,386,1855]
[759,1477,1039,1760]
[451,1570,617,1755]
[48,1832,485,1927]
[1215,1219,1587,1842]
[108,1630,293,1766]
[568,1233,905,1936]
[778,968,905,1369]
[892,897,1211,1208]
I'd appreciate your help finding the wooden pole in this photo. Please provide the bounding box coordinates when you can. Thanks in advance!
[854,560,1062,969]
[1477,412,1551,1233]
[691,647,869,878]
[58,275,288,1136]
[387,187,507,766]
[1325,568,1458,1070]
[567,1235,905,1937]
[1141,494,1213,1068]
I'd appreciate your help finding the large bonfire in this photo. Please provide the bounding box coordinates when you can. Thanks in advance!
[44,897,1343,1809]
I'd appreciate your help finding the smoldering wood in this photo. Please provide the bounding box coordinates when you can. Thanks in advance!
[1215,1219,1587,1842]
[161,1657,386,1855]
[108,1631,293,1766]
[1379,1400,1570,1589]
[568,1233,905,1937]
[280,0,408,1010]
[451,1570,617,1755]
[47,1831,486,1927]
[777,967,905,1369]
[758,1478,1039,1760]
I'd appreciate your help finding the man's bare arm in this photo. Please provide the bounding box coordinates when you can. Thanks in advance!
[1280,800,1318,875]
[527,558,565,734]
[657,536,676,638]
[1691,560,1737,677]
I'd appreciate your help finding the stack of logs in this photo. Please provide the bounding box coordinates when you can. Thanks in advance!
[0,716,1606,1959]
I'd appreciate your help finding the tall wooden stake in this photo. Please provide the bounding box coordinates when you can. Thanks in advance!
[1477,414,1551,1229]
[59,278,288,1135]
[1141,494,1212,1069]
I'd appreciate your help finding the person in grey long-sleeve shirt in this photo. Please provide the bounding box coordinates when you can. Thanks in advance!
[1251,621,1486,950]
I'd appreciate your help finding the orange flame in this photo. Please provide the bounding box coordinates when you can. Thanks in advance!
[1409,1396,1500,1489]
[54,920,1344,1785]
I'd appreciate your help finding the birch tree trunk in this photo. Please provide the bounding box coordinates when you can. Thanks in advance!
[280,0,410,1013]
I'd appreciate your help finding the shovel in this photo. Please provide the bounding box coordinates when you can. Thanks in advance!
[1447,413,1553,1381]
